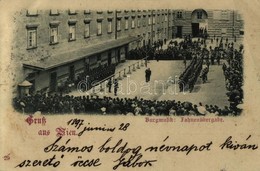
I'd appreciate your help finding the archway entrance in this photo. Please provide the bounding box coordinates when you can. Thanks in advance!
[176,26,183,38]
[191,9,208,38]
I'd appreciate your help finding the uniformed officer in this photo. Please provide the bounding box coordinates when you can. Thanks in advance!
[107,78,112,93]
[145,68,152,82]
[114,79,119,96]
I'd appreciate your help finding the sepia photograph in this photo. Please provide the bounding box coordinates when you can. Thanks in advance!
[11,8,244,116]
[2,1,260,171]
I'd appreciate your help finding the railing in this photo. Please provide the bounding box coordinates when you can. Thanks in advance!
[85,56,149,95]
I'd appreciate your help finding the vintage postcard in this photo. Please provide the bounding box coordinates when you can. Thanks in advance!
[0,0,260,170]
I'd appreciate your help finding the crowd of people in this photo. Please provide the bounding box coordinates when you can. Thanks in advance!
[222,45,244,115]
[13,93,239,116]
[13,34,243,116]
[58,64,116,94]
[204,34,243,115]
[165,35,207,92]
[128,36,204,61]
[128,45,155,60]
[179,57,203,92]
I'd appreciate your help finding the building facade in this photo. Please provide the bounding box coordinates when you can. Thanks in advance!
[173,9,244,38]
[12,9,174,96]
[11,8,243,97]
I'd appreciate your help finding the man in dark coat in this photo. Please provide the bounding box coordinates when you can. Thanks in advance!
[145,68,152,82]
[114,79,119,96]
[107,78,112,93]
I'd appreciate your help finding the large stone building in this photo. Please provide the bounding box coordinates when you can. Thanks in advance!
[173,9,244,38]
[11,8,243,97]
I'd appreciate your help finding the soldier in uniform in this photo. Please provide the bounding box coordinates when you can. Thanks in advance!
[188,77,194,93]
[201,66,209,83]
[147,68,152,82]
[178,77,184,92]
[206,59,210,69]
[145,68,152,82]
[114,79,119,96]
[107,78,112,93]
[217,52,221,65]
[183,56,187,68]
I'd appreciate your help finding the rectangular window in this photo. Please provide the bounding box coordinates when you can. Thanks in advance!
[68,24,76,41]
[177,11,183,19]
[164,15,167,22]
[239,29,244,35]
[117,19,121,31]
[50,9,59,16]
[84,23,90,38]
[27,29,37,49]
[137,18,140,27]
[221,28,227,35]
[97,22,102,35]
[213,11,221,20]
[131,19,135,28]
[97,10,103,14]
[108,21,112,33]
[221,11,230,20]
[69,9,77,15]
[125,19,129,30]
[50,26,58,44]
[143,18,146,26]
[27,9,38,16]
[84,10,91,14]
[148,17,151,25]
[197,11,203,19]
